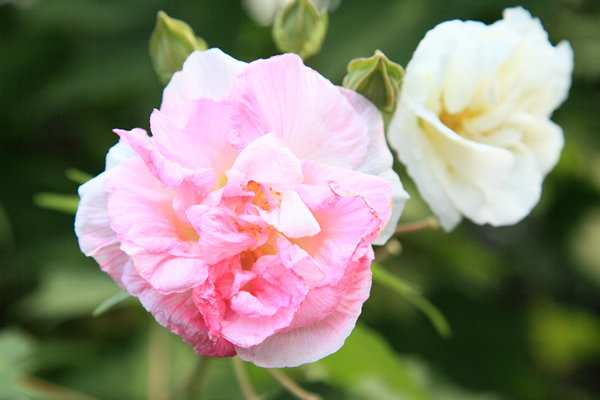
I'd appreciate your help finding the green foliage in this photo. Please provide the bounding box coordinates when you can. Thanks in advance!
[0,329,38,399]
[16,267,124,321]
[305,324,431,400]
[32,193,79,215]
[529,300,600,375]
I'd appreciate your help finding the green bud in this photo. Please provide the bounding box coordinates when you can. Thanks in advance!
[149,11,208,85]
[272,0,328,60]
[342,50,405,113]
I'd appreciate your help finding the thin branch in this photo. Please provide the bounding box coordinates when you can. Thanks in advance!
[148,323,171,400]
[232,357,260,400]
[268,368,322,400]
[395,216,439,234]
[19,375,101,400]
[183,357,212,400]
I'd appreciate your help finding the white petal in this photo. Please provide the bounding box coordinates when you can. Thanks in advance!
[161,48,247,110]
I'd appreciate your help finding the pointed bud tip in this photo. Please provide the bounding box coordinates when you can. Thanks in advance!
[343,50,404,113]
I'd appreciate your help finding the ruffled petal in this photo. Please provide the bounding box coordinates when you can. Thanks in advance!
[221,255,307,348]
[300,160,393,239]
[235,247,372,368]
[293,164,385,285]
[105,157,208,294]
[121,261,235,358]
[186,204,257,265]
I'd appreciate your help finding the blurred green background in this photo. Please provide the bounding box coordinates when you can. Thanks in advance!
[1,0,600,399]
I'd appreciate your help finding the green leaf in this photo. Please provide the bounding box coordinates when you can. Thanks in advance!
[0,201,14,252]
[303,324,431,400]
[0,329,39,399]
[32,192,79,215]
[65,168,93,184]
[16,267,124,321]
[371,263,452,338]
[92,290,132,317]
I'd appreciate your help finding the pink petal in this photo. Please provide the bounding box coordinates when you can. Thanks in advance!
[221,255,307,348]
[228,54,370,168]
[192,257,241,340]
[340,87,409,245]
[292,162,388,285]
[105,157,208,294]
[301,160,393,232]
[235,247,373,368]
[115,127,216,225]
[75,171,129,289]
[121,261,235,358]
[150,99,239,176]
[276,238,325,288]
[186,204,257,265]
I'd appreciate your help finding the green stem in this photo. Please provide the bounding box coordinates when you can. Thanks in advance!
[268,368,322,400]
[19,375,101,400]
[371,263,452,338]
[395,216,439,234]
[183,357,212,400]
[232,357,260,400]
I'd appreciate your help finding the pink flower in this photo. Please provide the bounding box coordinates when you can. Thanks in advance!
[75,49,408,368]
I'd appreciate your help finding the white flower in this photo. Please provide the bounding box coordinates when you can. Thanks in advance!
[387,7,574,230]
[242,0,340,26]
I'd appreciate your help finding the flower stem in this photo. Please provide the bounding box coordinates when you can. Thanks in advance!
[19,375,101,400]
[183,357,212,400]
[371,263,452,338]
[232,357,260,400]
[395,216,439,234]
[268,368,322,400]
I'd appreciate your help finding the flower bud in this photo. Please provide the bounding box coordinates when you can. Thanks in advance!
[149,11,208,85]
[272,0,328,60]
[342,50,404,113]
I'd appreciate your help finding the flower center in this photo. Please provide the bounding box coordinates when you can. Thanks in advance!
[439,107,481,135]
[244,181,282,211]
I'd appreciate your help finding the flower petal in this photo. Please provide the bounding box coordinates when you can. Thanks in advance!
[228,53,370,168]
[340,87,409,244]
[161,48,247,110]
[75,171,129,289]
[231,133,303,191]
[105,157,208,294]
[259,190,320,239]
[186,204,257,265]
[150,99,239,175]
[235,247,372,368]
[221,255,307,348]
[121,261,235,358]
